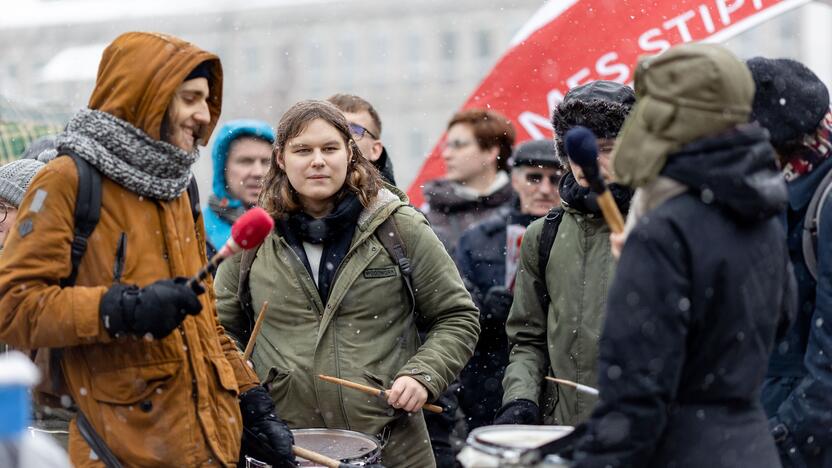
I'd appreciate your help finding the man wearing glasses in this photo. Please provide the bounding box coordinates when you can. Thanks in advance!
[422,109,516,253]
[454,139,563,431]
[497,81,636,428]
[327,94,397,185]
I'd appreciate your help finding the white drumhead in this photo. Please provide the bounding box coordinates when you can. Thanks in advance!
[472,424,574,449]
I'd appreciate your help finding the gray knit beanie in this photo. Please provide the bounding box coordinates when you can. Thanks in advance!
[0,159,46,207]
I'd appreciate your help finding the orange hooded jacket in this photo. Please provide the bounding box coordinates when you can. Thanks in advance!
[0,32,259,467]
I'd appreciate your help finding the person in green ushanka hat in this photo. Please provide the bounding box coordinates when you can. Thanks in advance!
[571,43,794,468]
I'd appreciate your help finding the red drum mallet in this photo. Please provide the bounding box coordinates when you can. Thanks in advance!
[188,207,274,293]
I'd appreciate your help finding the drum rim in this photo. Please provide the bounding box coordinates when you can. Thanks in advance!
[468,425,574,451]
[291,427,381,463]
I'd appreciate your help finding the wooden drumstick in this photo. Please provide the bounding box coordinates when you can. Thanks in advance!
[293,445,343,468]
[243,301,269,361]
[318,374,444,414]
[545,376,599,396]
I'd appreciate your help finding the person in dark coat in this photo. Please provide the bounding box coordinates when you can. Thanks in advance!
[572,43,794,468]
[422,109,516,253]
[748,56,832,468]
[454,139,563,431]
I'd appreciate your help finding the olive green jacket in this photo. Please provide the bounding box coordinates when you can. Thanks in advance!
[216,188,479,466]
[502,207,615,426]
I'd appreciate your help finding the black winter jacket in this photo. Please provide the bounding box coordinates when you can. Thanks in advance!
[574,126,795,468]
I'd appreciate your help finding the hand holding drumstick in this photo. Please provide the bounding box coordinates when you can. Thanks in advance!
[387,376,429,413]
[318,375,443,414]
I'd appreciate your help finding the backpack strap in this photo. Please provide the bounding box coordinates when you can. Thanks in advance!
[186,176,201,223]
[237,245,262,344]
[61,153,102,288]
[536,208,563,312]
[377,215,416,317]
[803,168,832,281]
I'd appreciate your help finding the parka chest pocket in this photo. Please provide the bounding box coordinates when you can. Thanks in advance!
[90,362,179,407]
[207,356,240,396]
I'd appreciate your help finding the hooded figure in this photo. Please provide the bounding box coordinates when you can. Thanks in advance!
[748,57,832,468]
[204,119,275,251]
[0,32,293,467]
[571,43,794,468]
[497,80,634,428]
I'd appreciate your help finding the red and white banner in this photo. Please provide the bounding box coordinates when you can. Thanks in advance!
[407,0,812,206]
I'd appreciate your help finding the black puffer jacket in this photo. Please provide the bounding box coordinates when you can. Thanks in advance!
[376,146,397,186]
[573,126,795,468]
[422,176,514,253]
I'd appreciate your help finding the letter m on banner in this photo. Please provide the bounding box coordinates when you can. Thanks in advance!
[407,0,815,207]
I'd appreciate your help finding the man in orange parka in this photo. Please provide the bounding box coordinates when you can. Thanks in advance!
[0,32,294,467]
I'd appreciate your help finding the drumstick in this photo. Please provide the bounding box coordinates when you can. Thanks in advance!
[545,376,599,396]
[293,446,344,468]
[318,374,444,413]
[243,301,269,361]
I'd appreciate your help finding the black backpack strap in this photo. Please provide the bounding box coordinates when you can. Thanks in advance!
[77,410,123,468]
[377,215,416,317]
[238,245,262,344]
[61,153,102,288]
[186,176,201,223]
[536,207,563,312]
[803,168,832,281]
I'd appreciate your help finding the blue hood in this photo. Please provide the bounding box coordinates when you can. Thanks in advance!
[211,119,275,208]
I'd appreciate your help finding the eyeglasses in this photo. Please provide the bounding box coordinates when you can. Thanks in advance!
[0,204,10,224]
[348,123,378,141]
[442,139,474,151]
[525,172,562,186]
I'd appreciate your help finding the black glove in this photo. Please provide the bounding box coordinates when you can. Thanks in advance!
[482,286,514,324]
[100,277,203,339]
[239,386,296,468]
[494,399,542,425]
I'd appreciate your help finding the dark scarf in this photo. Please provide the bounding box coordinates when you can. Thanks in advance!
[782,108,832,182]
[279,193,364,302]
[559,171,633,215]
[55,109,199,200]
[207,193,248,225]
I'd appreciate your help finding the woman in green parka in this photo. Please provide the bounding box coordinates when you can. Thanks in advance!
[215,100,480,467]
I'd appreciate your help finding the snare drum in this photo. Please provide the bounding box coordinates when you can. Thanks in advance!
[292,428,381,467]
[457,425,573,467]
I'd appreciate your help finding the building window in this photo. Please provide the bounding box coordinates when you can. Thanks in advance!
[440,31,457,84]
[476,29,492,59]
[339,35,356,91]
[476,29,494,76]
[245,46,259,77]
[306,43,324,94]
[406,32,425,85]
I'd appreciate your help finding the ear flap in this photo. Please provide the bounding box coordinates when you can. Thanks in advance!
[640,96,677,136]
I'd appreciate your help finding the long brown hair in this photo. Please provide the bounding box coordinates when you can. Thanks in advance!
[260,100,383,218]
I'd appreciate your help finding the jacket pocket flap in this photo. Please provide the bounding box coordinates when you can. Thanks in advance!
[90,362,179,405]
[208,357,240,395]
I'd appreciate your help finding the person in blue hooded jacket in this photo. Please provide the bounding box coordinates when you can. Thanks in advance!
[204,119,275,252]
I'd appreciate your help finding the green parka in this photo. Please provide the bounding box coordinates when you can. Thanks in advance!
[215,188,479,467]
[501,206,615,426]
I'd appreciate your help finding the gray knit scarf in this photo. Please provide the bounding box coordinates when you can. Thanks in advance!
[56,109,199,200]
